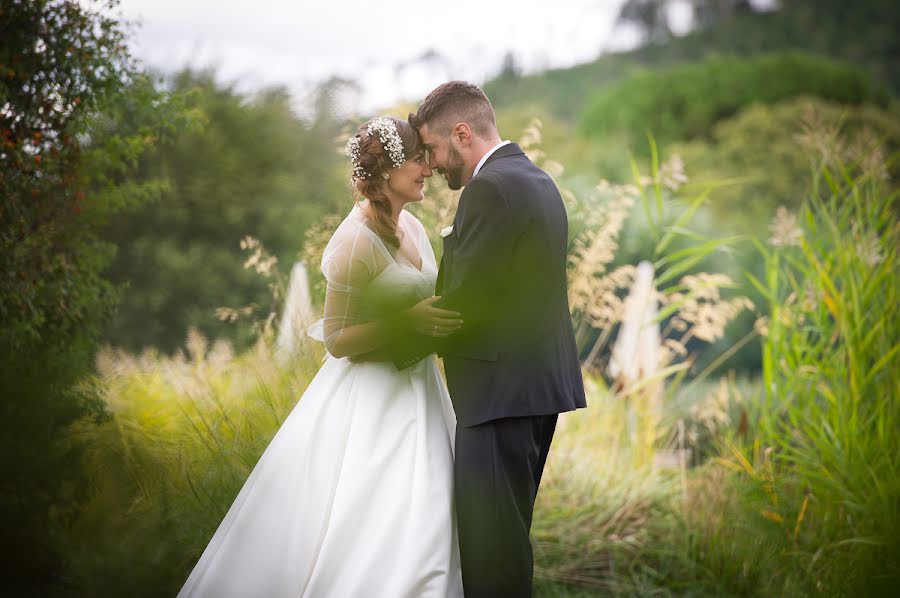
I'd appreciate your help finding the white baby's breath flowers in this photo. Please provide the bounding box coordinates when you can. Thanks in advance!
[367,117,406,169]
[345,136,365,181]
[345,117,407,182]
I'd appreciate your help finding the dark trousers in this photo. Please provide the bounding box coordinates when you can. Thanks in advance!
[454,413,558,598]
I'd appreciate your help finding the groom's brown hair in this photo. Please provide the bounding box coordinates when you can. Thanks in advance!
[410,81,497,139]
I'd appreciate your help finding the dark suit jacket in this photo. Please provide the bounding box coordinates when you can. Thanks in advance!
[391,143,586,427]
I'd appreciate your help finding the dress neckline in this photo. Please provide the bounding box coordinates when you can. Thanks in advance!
[352,203,425,273]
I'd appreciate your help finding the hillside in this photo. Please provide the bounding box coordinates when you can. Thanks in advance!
[482,0,898,122]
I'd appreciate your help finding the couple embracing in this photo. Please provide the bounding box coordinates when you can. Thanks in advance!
[178,81,586,598]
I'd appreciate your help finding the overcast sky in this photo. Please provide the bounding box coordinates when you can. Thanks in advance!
[100,0,779,113]
[106,0,663,113]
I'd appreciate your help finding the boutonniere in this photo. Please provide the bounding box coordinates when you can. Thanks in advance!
[440,224,454,238]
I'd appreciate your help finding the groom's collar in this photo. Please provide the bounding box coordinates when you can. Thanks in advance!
[472,140,511,178]
[472,141,525,179]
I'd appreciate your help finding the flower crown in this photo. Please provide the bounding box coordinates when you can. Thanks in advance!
[345,117,406,181]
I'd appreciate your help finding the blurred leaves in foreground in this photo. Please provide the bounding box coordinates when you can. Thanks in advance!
[0,1,187,591]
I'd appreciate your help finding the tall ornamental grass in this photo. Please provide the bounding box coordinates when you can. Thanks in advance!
[716,120,900,595]
[524,123,756,595]
[61,333,322,596]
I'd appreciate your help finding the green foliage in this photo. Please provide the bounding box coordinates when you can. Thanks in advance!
[658,137,900,596]
[483,0,899,122]
[530,376,687,595]
[0,1,184,591]
[671,98,900,374]
[100,70,350,353]
[61,336,323,596]
[57,114,900,597]
[484,55,642,123]
[627,0,900,92]
[2,0,893,592]
[743,141,899,593]
[580,52,890,151]
[674,96,900,230]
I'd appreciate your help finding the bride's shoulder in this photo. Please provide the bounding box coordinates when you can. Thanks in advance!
[400,209,427,233]
[322,208,381,254]
[333,205,377,236]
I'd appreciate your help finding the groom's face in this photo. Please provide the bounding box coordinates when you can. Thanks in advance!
[419,123,465,191]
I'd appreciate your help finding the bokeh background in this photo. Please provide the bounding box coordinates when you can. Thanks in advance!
[1,0,897,596]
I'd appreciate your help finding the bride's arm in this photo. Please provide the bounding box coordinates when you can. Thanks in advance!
[325,295,462,360]
[324,318,391,359]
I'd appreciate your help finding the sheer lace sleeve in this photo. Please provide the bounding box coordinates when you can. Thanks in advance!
[317,216,387,355]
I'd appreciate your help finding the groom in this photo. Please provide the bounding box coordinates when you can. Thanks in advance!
[391,81,586,597]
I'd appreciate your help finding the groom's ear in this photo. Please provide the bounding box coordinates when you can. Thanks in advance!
[452,123,472,146]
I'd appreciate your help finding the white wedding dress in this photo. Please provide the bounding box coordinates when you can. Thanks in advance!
[178,205,463,598]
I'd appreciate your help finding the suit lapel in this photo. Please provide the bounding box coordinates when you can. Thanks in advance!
[437,234,455,295]
[436,144,523,295]
[436,255,445,295]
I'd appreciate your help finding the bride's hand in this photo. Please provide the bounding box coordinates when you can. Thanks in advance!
[406,296,463,337]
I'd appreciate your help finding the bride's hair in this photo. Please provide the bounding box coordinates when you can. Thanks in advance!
[348,116,422,249]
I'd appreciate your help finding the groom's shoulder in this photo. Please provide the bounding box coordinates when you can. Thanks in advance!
[481,152,555,190]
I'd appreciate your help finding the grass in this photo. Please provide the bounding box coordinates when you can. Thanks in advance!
[56,113,899,597]
[59,333,324,596]
[724,128,900,595]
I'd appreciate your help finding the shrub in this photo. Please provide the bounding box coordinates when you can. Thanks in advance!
[580,53,890,151]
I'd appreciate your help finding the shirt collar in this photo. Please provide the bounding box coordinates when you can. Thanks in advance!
[472,140,511,178]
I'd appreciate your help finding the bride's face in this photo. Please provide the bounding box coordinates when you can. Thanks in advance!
[384,151,432,205]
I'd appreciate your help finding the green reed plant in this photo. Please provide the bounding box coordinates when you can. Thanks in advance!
[720,126,900,594]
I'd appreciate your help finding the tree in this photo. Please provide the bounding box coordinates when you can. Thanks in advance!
[0,0,183,591]
[101,70,348,353]
[691,0,754,28]
[498,51,521,81]
[615,0,673,43]
[615,0,756,42]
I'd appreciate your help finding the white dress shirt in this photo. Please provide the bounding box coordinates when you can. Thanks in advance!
[472,140,511,178]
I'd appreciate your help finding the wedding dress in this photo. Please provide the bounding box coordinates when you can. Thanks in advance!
[178,205,463,598]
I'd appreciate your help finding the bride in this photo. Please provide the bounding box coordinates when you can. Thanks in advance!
[178,116,465,597]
